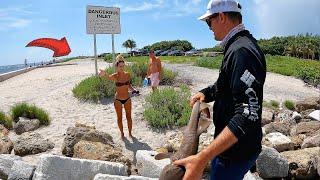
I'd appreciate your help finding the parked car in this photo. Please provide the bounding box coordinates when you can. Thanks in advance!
[159,50,172,56]
[185,49,202,56]
[140,49,149,56]
[168,50,184,56]
[154,50,164,56]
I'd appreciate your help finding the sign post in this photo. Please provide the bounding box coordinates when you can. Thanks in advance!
[86,5,121,75]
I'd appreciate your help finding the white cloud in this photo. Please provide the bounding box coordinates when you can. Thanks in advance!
[253,0,320,37]
[0,6,35,31]
[116,0,204,18]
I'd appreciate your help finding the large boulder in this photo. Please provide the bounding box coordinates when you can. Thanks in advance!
[263,122,291,136]
[264,132,294,152]
[301,133,320,149]
[0,154,22,179]
[94,174,157,180]
[290,135,306,150]
[290,121,320,136]
[13,117,40,135]
[256,146,289,178]
[136,150,170,178]
[62,126,113,157]
[7,160,35,180]
[281,147,320,179]
[0,125,13,154]
[73,140,131,174]
[291,111,302,122]
[33,154,127,180]
[261,109,274,126]
[296,97,320,112]
[300,109,316,119]
[308,110,320,121]
[275,110,293,123]
[13,132,54,156]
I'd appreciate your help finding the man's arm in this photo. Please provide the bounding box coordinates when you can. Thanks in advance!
[199,81,218,103]
[198,126,238,162]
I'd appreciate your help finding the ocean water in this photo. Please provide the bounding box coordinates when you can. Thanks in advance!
[0,63,44,75]
[0,64,26,74]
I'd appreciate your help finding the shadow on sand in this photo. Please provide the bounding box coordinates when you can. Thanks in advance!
[123,136,152,164]
[100,97,114,105]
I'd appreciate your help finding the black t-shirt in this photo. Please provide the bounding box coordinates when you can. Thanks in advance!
[200,30,266,161]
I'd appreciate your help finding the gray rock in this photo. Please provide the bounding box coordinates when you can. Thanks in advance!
[0,154,22,179]
[264,122,291,136]
[276,110,293,122]
[32,154,127,180]
[62,126,114,157]
[265,132,294,152]
[0,125,13,154]
[301,109,316,119]
[296,97,320,112]
[14,117,40,135]
[73,140,131,175]
[8,160,35,180]
[308,110,320,121]
[13,132,54,156]
[291,111,302,122]
[301,134,320,149]
[281,147,319,179]
[256,146,289,178]
[94,174,157,180]
[243,172,263,180]
[290,121,320,136]
[261,109,274,126]
[136,150,170,178]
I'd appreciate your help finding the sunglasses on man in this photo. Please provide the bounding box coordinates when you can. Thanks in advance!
[205,13,219,29]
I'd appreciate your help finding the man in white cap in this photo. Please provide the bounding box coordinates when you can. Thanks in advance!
[174,0,266,179]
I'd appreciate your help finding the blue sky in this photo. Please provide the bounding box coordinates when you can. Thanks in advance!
[0,0,319,66]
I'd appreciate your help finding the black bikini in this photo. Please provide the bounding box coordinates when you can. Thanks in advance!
[116,98,130,104]
[115,80,131,104]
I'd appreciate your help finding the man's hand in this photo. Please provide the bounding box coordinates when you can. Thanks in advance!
[98,69,106,77]
[190,92,205,107]
[173,154,208,180]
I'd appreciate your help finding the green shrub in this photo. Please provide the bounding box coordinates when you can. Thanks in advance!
[11,103,50,125]
[195,56,223,69]
[104,54,113,63]
[72,76,115,102]
[296,66,320,86]
[0,111,13,129]
[284,100,295,110]
[160,69,177,85]
[143,85,191,128]
[270,100,280,108]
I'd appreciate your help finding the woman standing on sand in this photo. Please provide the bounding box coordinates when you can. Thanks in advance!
[98,54,138,139]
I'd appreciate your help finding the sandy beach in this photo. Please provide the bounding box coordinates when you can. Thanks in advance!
[0,58,319,165]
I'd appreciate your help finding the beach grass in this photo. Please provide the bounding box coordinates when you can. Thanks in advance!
[11,103,50,125]
[126,55,320,86]
[0,111,13,129]
[72,76,116,102]
[284,100,295,110]
[73,61,177,102]
[143,85,191,128]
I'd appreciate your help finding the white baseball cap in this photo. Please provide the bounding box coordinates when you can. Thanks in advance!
[198,0,242,21]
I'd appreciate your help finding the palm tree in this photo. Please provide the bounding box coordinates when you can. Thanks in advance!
[122,39,137,56]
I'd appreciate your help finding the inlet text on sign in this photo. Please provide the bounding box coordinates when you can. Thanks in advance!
[86,5,121,34]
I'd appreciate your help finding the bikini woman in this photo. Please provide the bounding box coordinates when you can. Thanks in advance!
[98,55,138,139]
